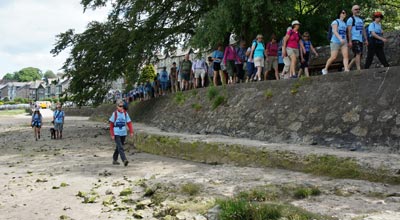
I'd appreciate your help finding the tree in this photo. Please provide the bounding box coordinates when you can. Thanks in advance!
[14,67,42,82]
[2,73,15,81]
[138,65,156,84]
[53,0,390,105]
[43,70,56,79]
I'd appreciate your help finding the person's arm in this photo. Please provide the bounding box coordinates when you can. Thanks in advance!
[126,121,134,136]
[222,47,228,65]
[282,35,289,57]
[249,43,256,61]
[333,23,344,44]
[371,24,387,42]
[299,40,306,56]
[347,19,353,47]
[363,22,369,46]
[310,43,318,56]
[109,122,115,138]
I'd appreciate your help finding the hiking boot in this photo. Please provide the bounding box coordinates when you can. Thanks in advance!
[321,69,328,75]
[123,160,129,167]
[112,160,120,165]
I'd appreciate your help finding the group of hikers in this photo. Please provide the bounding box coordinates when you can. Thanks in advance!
[133,4,390,97]
[31,103,65,141]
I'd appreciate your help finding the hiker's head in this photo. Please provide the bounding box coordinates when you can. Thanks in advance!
[116,100,124,108]
[256,34,263,42]
[34,107,40,112]
[291,20,301,30]
[373,11,383,21]
[302,32,310,40]
[337,9,347,19]
[352,5,360,16]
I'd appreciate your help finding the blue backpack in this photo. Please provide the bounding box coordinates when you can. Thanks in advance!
[327,19,339,41]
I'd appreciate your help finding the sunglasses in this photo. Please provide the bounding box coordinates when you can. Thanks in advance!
[354,8,360,11]
[118,105,123,107]
[341,11,347,14]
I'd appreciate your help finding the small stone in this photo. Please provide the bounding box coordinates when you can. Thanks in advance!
[342,111,360,123]
[377,109,396,122]
[390,127,400,137]
[385,197,400,203]
[350,126,368,137]
[288,122,302,131]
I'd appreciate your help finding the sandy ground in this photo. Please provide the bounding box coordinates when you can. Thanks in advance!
[0,113,400,220]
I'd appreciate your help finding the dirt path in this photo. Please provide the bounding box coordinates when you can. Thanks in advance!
[0,114,400,220]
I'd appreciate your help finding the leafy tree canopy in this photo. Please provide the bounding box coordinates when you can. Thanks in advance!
[2,73,15,81]
[12,67,42,82]
[138,65,156,84]
[52,0,399,105]
[44,70,57,79]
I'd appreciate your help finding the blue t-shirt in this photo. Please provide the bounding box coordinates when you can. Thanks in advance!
[53,110,64,124]
[212,50,223,63]
[159,70,169,83]
[347,16,364,42]
[252,41,265,58]
[302,40,312,52]
[368,22,383,37]
[109,111,132,136]
[32,113,41,122]
[331,19,347,43]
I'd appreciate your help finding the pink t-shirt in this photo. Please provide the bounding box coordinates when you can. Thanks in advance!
[266,42,278,56]
[223,46,240,64]
[286,30,300,49]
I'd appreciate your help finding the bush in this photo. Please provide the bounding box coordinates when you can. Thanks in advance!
[212,95,225,110]
[180,183,201,196]
[174,92,186,105]
[218,199,281,220]
[207,86,218,101]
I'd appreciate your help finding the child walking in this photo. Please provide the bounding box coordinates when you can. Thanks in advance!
[299,32,318,77]
[31,108,42,141]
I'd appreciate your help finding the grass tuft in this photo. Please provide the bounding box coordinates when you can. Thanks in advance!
[181,182,201,196]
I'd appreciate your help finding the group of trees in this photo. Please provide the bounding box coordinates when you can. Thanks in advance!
[52,0,400,106]
[2,67,56,82]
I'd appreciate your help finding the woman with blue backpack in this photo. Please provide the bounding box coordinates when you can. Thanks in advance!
[365,12,389,69]
[31,107,42,141]
[321,9,350,75]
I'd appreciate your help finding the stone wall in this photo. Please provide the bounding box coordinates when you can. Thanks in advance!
[130,66,400,152]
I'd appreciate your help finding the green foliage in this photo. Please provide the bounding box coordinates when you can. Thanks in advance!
[119,188,132,196]
[191,103,202,111]
[14,67,42,82]
[180,183,201,196]
[174,91,186,105]
[218,199,281,220]
[207,86,219,101]
[264,90,273,99]
[212,95,226,110]
[2,73,15,80]
[44,70,56,79]
[138,65,156,84]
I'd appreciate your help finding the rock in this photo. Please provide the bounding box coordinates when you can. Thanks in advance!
[377,109,396,122]
[396,115,400,125]
[385,197,400,203]
[176,211,199,220]
[390,127,400,137]
[342,111,360,123]
[288,122,302,131]
[350,126,368,137]
[205,205,220,220]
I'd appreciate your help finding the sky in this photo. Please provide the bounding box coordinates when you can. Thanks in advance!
[0,0,110,78]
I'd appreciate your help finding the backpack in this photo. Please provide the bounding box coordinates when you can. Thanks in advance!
[327,19,340,41]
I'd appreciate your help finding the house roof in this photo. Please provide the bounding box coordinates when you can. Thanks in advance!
[29,80,45,89]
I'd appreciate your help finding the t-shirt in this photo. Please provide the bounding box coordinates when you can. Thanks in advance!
[236,47,246,64]
[302,40,312,52]
[180,60,192,73]
[368,22,383,38]
[109,111,131,136]
[159,70,169,83]
[53,110,64,124]
[32,113,41,122]
[266,42,278,56]
[347,16,364,42]
[286,30,301,49]
[331,19,347,44]
[252,41,265,58]
[212,50,223,63]
[246,47,253,63]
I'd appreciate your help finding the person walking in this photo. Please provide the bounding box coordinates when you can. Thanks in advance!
[322,9,350,74]
[192,56,208,88]
[282,20,306,78]
[53,103,65,139]
[212,44,225,86]
[179,54,193,91]
[264,34,280,80]
[347,5,368,71]
[223,38,241,84]
[109,100,134,166]
[364,11,389,69]
[249,34,265,81]
[235,40,247,83]
[31,108,42,141]
[299,32,318,77]
[170,62,178,93]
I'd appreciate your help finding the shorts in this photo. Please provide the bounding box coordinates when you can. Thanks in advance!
[213,62,221,71]
[287,48,299,57]
[253,57,264,67]
[351,40,363,55]
[226,60,236,77]
[300,52,310,69]
[32,121,41,128]
[194,69,206,79]
[330,42,347,52]
[180,72,190,81]
[160,82,168,90]
[54,122,63,131]
[283,57,290,72]
[170,78,177,86]
[265,56,278,71]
